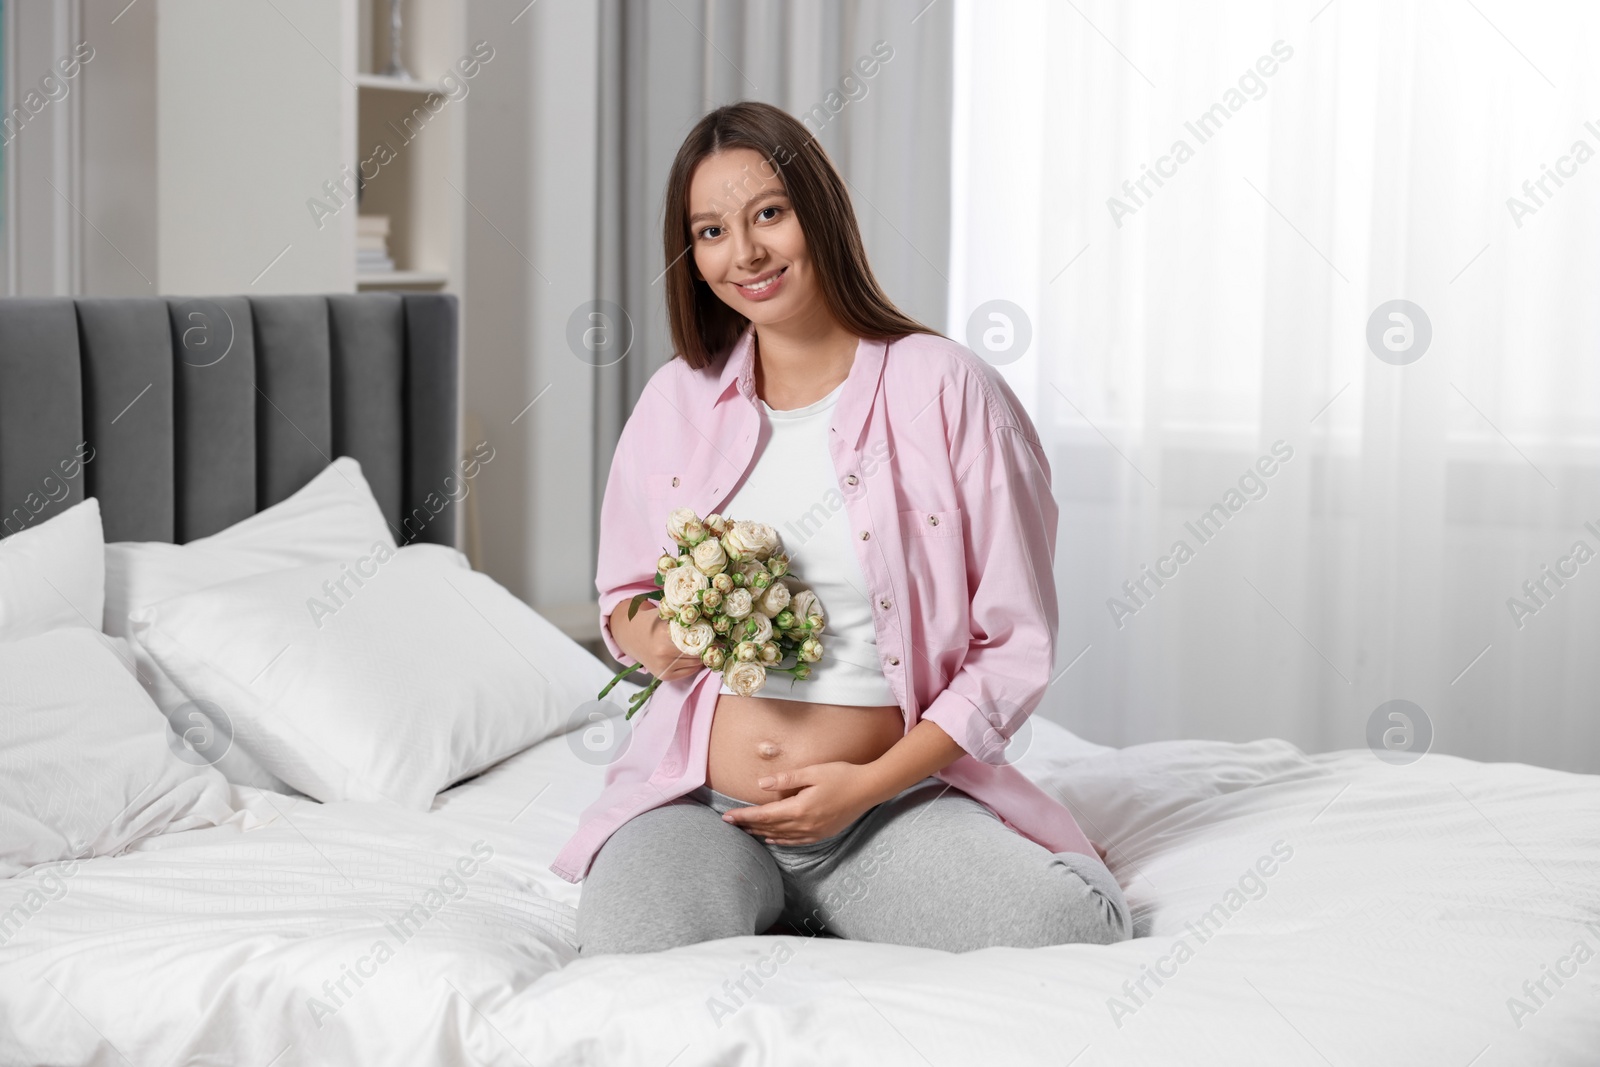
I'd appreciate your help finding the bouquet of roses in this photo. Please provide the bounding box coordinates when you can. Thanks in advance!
[598,508,826,719]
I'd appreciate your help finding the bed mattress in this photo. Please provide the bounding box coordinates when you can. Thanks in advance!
[2,715,1596,1066]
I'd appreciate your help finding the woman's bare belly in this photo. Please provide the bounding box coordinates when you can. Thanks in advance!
[707,693,904,804]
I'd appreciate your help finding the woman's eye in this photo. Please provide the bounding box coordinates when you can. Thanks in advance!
[698,226,721,240]
[757,206,780,222]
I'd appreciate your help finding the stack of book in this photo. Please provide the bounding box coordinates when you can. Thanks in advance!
[357,215,395,274]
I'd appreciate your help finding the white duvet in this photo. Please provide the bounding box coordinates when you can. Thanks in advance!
[2,714,1597,1066]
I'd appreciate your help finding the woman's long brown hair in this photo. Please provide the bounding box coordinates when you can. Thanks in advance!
[662,101,941,370]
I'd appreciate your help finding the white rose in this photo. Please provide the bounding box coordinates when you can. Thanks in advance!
[662,562,709,608]
[669,619,716,656]
[758,580,791,617]
[723,659,767,696]
[741,611,772,646]
[790,590,824,633]
[723,587,754,619]
[691,537,728,576]
[666,507,699,545]
[790,588,820,624]
[724,520,779,560]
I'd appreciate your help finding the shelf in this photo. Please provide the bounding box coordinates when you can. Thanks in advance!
[356,72,444,95]
[356,270,449,288]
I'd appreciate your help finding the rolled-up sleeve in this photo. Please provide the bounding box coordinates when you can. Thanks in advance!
[595,391,665,667]
[919,381,1060,765]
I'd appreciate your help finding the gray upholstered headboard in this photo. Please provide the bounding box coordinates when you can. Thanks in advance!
[0,293,459,546]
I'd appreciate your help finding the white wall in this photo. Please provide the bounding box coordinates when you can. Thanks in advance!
[5,0,84,295]
[79,0,156,296]
[463,0,601,614]
[10,0,354,297]
[153,0,352,295]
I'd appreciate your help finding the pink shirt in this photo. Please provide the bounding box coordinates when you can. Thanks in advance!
[549,324,1100,883]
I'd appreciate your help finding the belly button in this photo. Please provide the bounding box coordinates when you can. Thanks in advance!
[757,741,781,760]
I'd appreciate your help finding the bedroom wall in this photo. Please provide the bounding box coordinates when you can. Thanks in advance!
[462,0,603,633]
[152,0,353,295]
[4,0,85,295]
[77,0,156,297]
[11,0,352,297]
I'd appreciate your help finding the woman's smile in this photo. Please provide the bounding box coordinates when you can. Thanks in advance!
[734,265,788,300]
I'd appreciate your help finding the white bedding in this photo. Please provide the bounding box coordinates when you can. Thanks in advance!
[2,712,1597,1066]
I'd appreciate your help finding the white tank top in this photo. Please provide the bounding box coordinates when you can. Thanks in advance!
[715,378,897,707]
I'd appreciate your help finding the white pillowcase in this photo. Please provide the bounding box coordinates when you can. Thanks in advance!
[131,544,622,809]
[105,457,397,794]
[0,628,236,878]
[0,497,104,640]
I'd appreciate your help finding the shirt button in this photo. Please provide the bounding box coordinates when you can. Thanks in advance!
[859,531,870,541]
[879,598,891,610]
[887,656,899,666]
[671,476,680,487]
[846,474,859,486]
[927,514,939,526]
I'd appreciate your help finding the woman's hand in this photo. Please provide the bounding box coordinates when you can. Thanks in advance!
[609,602,703,682]
[720,761,881,845]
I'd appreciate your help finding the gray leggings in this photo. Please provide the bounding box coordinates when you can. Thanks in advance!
[576,776,1133,956]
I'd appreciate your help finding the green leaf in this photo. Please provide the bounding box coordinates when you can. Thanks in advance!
[626,590,659,620]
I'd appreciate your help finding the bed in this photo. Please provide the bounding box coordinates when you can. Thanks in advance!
[2,294,1597,1066]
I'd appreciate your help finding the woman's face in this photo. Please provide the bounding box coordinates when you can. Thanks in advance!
[688,148,818,327]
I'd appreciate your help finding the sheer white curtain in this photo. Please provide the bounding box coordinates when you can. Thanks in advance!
[951,0,1600,772]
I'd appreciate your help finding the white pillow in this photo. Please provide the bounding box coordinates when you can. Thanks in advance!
[131,544,623,809]
[104,456,396,632]
[0,497,104,640]
[105,457,396,794]
[0,628,236,878]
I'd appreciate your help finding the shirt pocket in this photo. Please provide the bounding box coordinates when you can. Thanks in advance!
[900,507,963,540]
[898,507,967,647]
[641,471,682,535]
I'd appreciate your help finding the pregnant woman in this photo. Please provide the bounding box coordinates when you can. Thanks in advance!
[553,100,1132,955]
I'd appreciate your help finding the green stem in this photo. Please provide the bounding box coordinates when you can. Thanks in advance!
[624,676,664,720]
[597,661,642,699]
[765,662,813,679]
